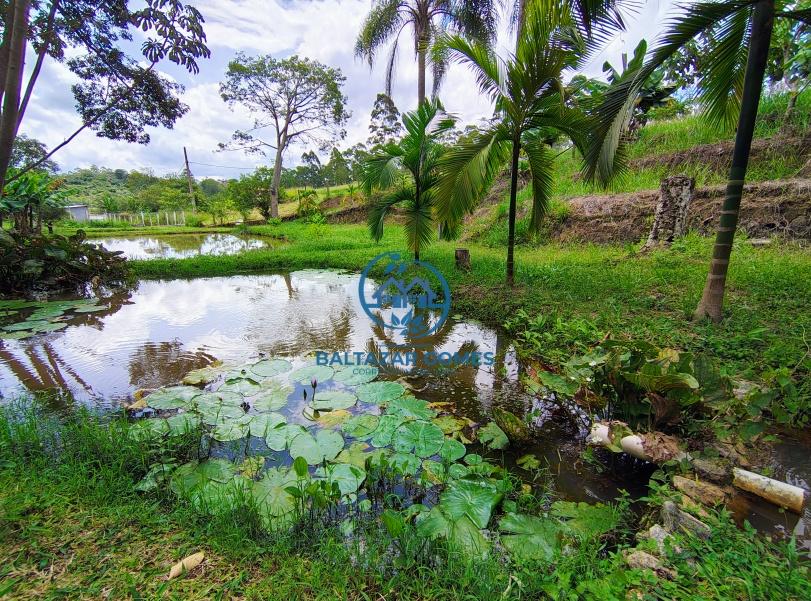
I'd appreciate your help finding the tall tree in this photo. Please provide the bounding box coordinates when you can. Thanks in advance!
[355,0,497,106]
[434,4,591,286]
[0,0,210,190]
[368,92,403,146]
[219,54,349,219]
[363,98,456,260]
[584,0,811,322]
[9,134,58,172]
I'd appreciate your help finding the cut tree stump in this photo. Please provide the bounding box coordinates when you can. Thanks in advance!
[455,248,471,271]
[642,176,695,251]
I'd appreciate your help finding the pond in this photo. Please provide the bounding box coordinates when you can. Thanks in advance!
[93,233,268,259]
[0,270,808,548]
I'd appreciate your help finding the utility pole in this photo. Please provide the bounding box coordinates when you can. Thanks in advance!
[183,146,197,212]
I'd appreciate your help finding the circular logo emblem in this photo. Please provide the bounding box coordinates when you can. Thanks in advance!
[358,252,451,339]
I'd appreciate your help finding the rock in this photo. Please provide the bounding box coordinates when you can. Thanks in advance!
[637,524,678,555]
[692,457,731,484]
[678,493,711,518]
[749,238,772,247]
[662,501,711,540]
[623,549,677,580]
[673,475,728,506]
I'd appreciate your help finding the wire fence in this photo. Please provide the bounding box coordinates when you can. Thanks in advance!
[88,211,189,226]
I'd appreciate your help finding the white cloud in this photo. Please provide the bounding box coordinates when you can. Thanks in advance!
[18,0,676,178]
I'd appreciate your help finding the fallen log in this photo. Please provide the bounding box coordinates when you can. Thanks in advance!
[587,422,809,514]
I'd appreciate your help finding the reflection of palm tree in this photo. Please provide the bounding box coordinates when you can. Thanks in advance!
[127,341,215,390]
[282,273,298,300]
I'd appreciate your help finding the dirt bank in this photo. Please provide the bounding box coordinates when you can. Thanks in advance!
[554,178,811,243]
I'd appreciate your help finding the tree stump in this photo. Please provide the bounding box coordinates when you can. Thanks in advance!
[642,176,695,251]
[455,248,471,271]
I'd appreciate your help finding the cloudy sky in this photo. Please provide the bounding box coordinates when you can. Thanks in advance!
[20,0,676,179]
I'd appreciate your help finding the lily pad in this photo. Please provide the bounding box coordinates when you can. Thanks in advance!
[250,358,293,378]
[550,501,619,539]
[439,439,466,462]
[166,413,201,435]
[311,390,357,411]
[193,391,244,408]
[183,364,223,386]
[333,365,379,385]
[129,418,170,441]
[389,452,421,475]
[265,423,307,452]
[170,459,237,496]
[392,420,445,458]
[289,429,344,464]
[370,414,405,447]
[416,506,490,558]
[248,412,286,438]
[478,422,509,450]
[432,415,470,436]
[251,382,293,411]
[316,409,351,428]
[212,416,252,442]
[72,304,108,313]
[492,407,531,443]
[289,365,334,385]
[219,377,262,396]
[135,462,177,492]
[499,513,560,562]
[440,480,503,529]
[516,454,541,471]
[421,459,446,484]
[145,386,201,411]
[3,320,50,332]
[356,381,405,404]
[387,396,436,420]
[252,468,301,528]
[197,403,246,425]
[0,330,33,340]
[315,463,366,496]
[238,456,266,478]
[334,442,389,469]
[341,414,380,439]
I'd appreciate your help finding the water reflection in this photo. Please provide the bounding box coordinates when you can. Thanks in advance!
[94,233,268,260]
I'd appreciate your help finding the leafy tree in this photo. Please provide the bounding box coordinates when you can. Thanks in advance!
[228,168,274,221]
[324,147,352,186]
[363,98,456,261]
[434,5,591,286]
[200,178,225,198]
[10,135,58,173]
[368,93,403,145]
[220,54,349,218]
[767,14,810,120]
[300,150,324,188]
[355,0,498,105]
[584,0,811,322]
[0,171,65,234]
[0,0,210,189]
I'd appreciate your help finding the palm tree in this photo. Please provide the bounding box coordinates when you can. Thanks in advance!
[354,0,498,106]
[583,0,811,322]
[434,5,592,286]
[362,98,456,261]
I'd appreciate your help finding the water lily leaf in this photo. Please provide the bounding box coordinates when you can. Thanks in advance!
[193,391,244,408]
[499,513,560,562]
[439,439,466,462]
[197,403,246,425]
[166,413,201,435]
[356,381,405,405]
[289,365,334,385]
[334,442,389,469]
[29,322,68,333]
[316,429,344,461]
[212,417,251,442]
[170,459,237,496]
[145,386,201,410]
[250,358,292,378]
[183,365,223,386]
[516,454,542,470]
[416,506,489,558]
[72,304,107,313]
[440,480,503,529]
[249,412,286,438]
[0,330,33,340]
[219,377,262,396]
[252,468,300,528]
[316,409,351,428]
[448,463,469,479]
[135,462,177,492]
[387,396,436,420]
[550,501,619,539]
[492,407,531,443]
[388,452,421,476]
[421,459,446,484]
[478,422,509,450]
[392,421,445,458]
[3,320,50,332]
[265,423,306,452]
[129,418,170,441]
[289,432,322,464]
[238,456,265,478]
[311,390,357,411]
[341,414,380,439]
[432,415,471,436]
[28,307,65,320]
[370,414,405,447]
[251,382,293,411]
[333,365,379,385]
[315,463,366,496]
[0,299,40,309]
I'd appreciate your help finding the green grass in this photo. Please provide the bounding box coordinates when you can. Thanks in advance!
[1,404,808,600]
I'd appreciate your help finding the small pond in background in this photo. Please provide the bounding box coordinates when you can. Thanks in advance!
[0,270,808,547]
[93,233,268,259]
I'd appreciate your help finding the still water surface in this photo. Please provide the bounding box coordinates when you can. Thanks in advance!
[94,233,267,260]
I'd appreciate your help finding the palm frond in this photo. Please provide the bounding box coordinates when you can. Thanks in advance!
[436,33,507,102]
[522,133,555,233]
[367,186,414,241]
[434,126,511,224]
[403,193,435,256]
[362,152,404,194]
[355,0,405,64]
[779,7,811,24]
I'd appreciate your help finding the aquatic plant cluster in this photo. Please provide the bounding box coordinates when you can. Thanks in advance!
[0,297,110,340]
[130,355,619,558]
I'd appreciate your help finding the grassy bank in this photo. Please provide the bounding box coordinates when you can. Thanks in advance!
[1,406,808,600]
[129,223,811,392]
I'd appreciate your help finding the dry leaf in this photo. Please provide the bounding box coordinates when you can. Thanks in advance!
[167,551,204,579]
[125,398,148,411]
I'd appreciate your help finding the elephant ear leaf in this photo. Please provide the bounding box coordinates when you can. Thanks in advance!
[499,513,560,562]
[551,501,619,539]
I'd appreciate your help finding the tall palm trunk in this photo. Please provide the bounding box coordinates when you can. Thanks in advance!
[506,138,521,286]
[417,42,427,105]
[0,0,30,192]
[693,0,775,322]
